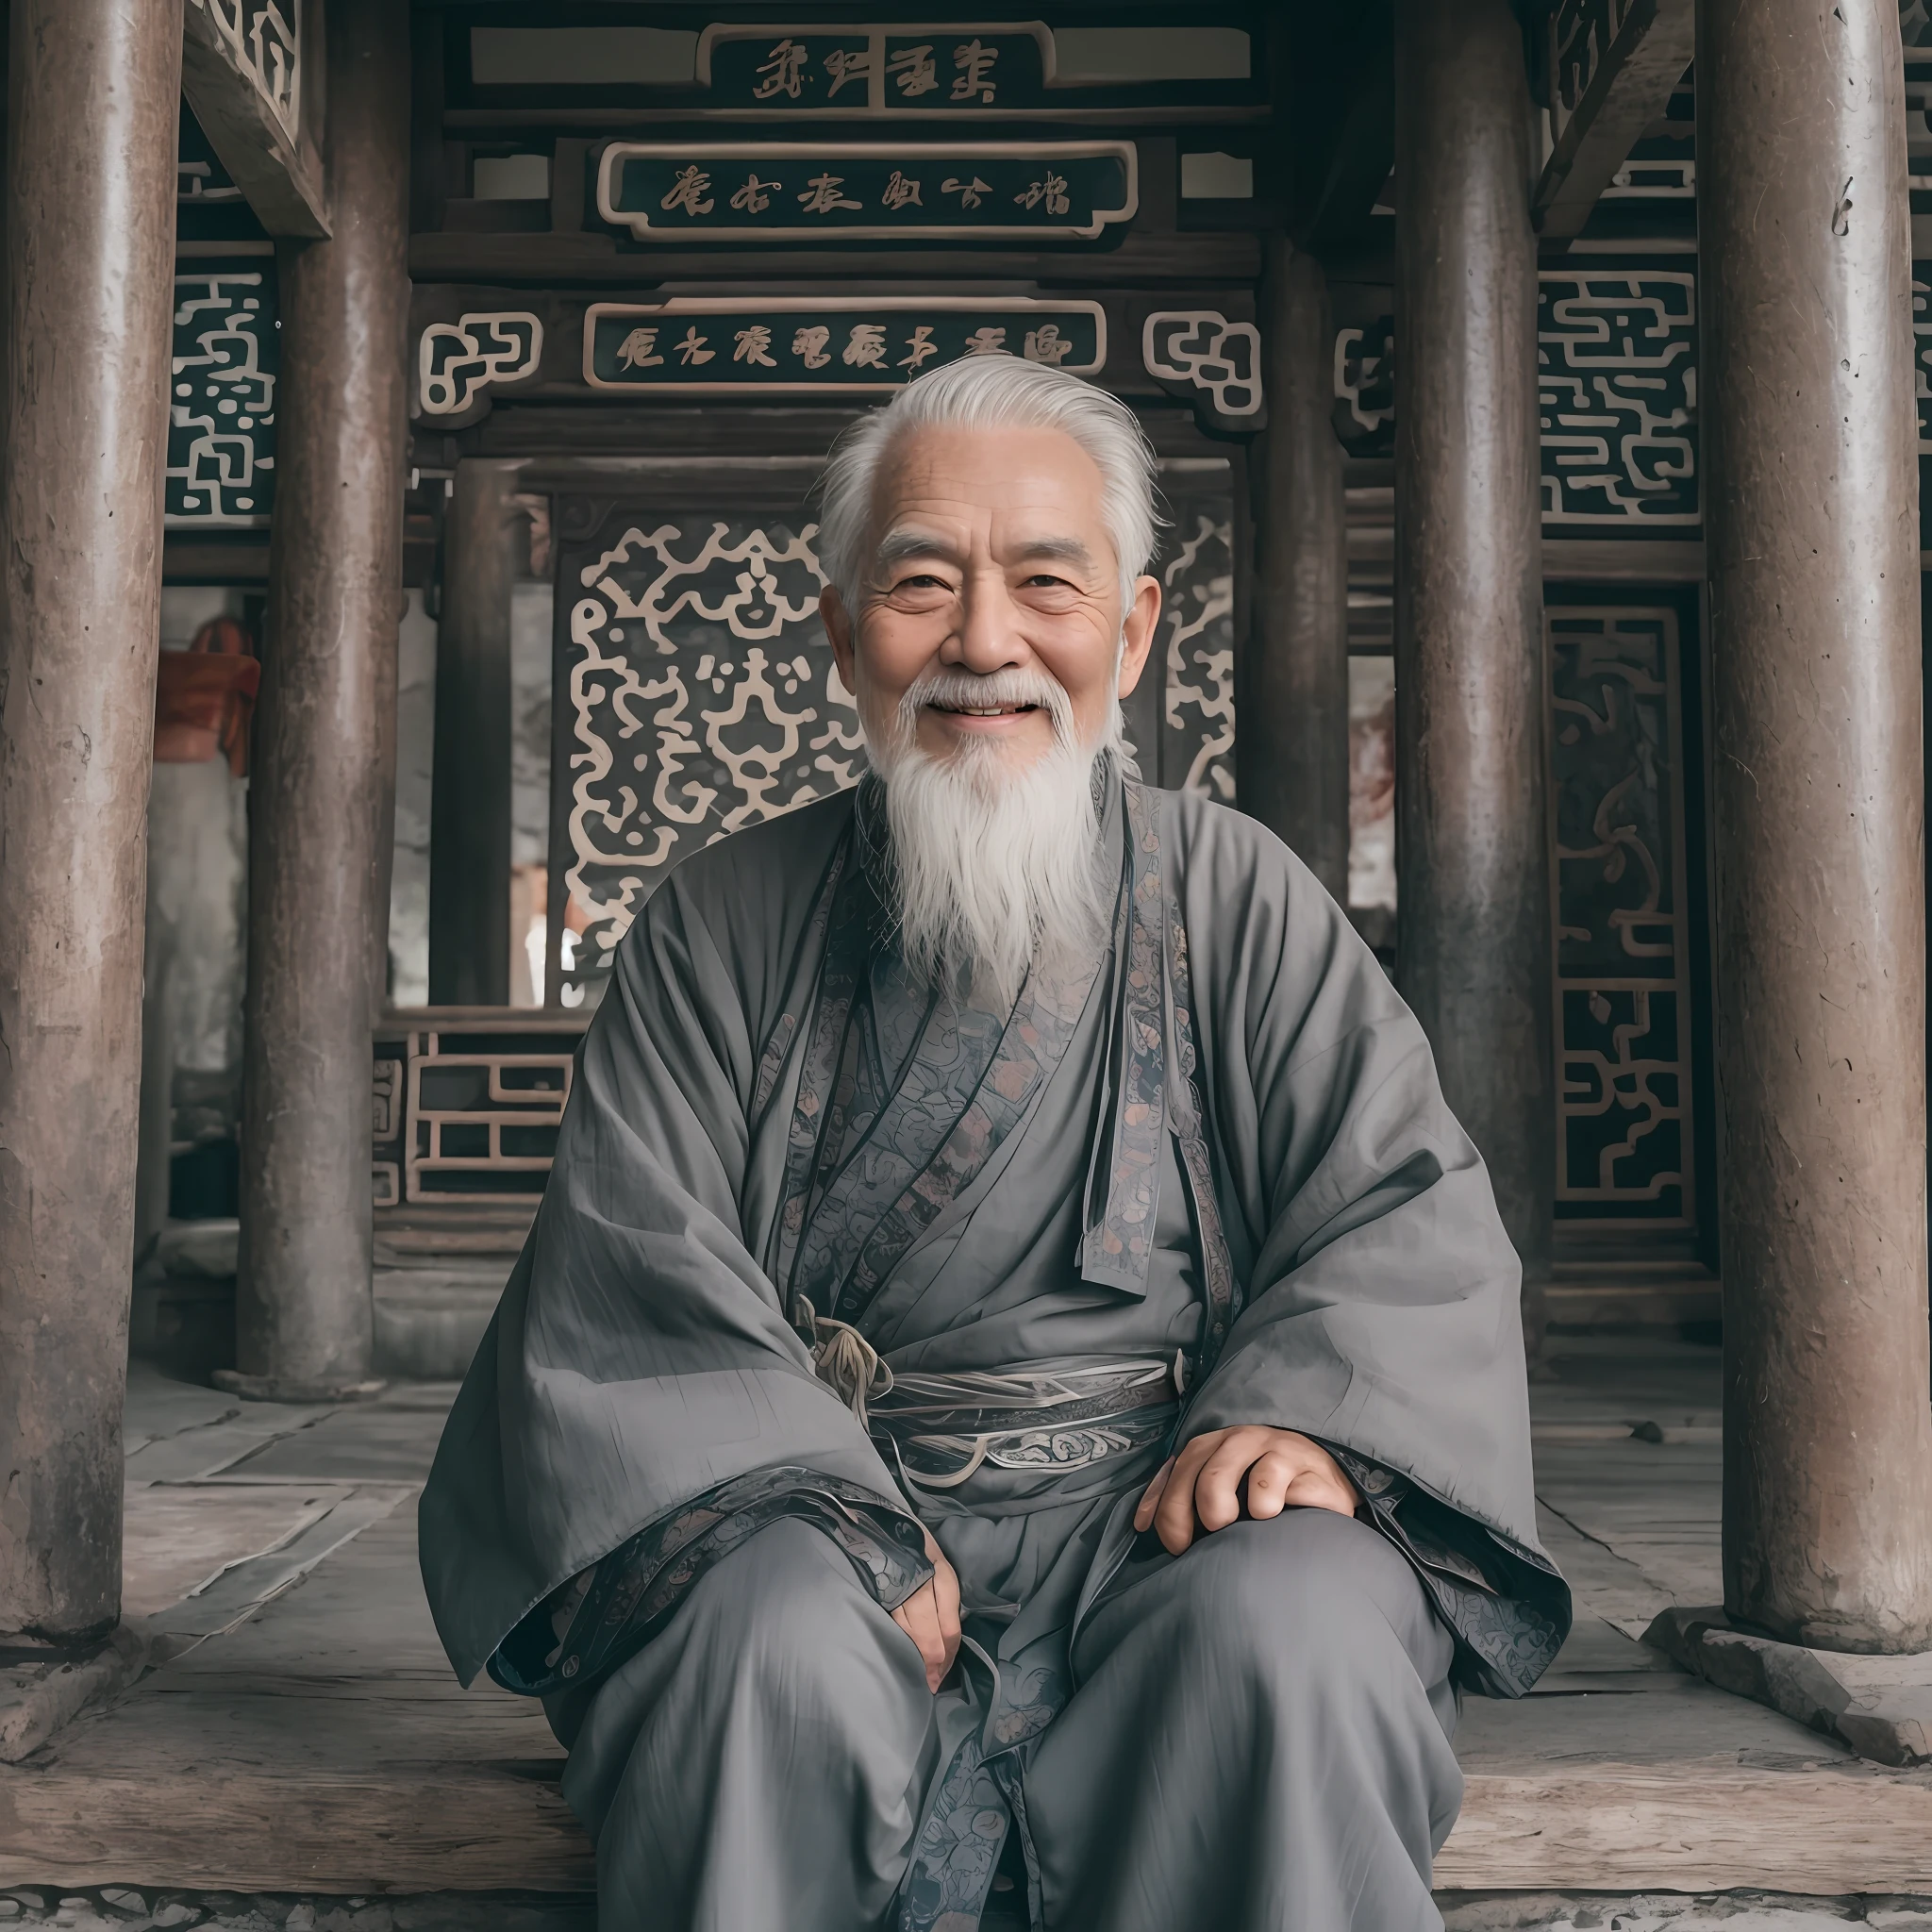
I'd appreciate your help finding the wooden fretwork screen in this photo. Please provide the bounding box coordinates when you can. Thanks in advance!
[1545,603,1696,1232]
[546,468,1238,1010]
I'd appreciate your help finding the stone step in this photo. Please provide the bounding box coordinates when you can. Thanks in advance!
[372,1260,510,1380]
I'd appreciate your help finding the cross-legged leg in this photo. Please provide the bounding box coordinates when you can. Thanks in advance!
[559,1518,941,1932]
[1024,1507,1460,1932]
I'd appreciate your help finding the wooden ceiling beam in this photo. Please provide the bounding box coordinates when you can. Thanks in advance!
[1286,0,1395,259]
[180,0,330,238]
[1533,0,1694,242]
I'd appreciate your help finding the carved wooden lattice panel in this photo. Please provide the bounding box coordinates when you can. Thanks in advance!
[1332,273,1699,528]
[1155,486,1236,801]
[187,0,301,141]
[371,1028,572,1207]
[1546,606,1693,1228]
[549,502,860,1007]
[1913,272,1932,453]
[177,106,243,206]
[168,270,277,526]
[1538,272,1697,525]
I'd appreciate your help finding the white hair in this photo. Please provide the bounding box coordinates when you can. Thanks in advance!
[813,355,1162,610]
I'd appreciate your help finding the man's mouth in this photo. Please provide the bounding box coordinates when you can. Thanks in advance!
[929,702,1039,718]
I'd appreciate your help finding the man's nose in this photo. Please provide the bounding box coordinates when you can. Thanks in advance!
[941,566,1028,673]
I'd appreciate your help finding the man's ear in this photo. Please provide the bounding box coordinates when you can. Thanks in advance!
[1115,575,1162,699]
[821,585,857,691]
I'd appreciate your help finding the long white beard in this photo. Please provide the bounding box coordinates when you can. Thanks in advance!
[859,663,1123,1008]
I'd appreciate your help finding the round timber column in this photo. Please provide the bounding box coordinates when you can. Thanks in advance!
[1241,235,1350,898]
[428,458,523,1008]
[234,0,410,1401]
[0,0,182,1641]
[1391,0,1553,1337]
[1699,0,1932,1649]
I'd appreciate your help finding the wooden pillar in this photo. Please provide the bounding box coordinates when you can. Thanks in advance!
[428,458,522,1008]
[0,0,181,1641]
[1391,0,1553,1328]
[233,0,409,1402]
[1241,235,1350,899]
[1700,0,1932,1650]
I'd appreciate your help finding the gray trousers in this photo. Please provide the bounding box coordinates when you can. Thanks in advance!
[561,1507,1461,1932]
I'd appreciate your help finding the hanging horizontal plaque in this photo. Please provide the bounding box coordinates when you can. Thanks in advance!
[699,25,1050,113]
[597,141,1136,242]
[462,20,1264,120]
[584,297,1106,393]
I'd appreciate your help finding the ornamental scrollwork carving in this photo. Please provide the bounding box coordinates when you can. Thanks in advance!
[167,271,277,526]
[1329,274,1702,526]
[552,514,859,1006]
[1538,272,1697,525]
[1331,316,1394,456]
[1157,499,1236,803]
[186,0,300,142]
[1142,312,1264,432]
[1547,605,1693,1226]
[419,312,545,419]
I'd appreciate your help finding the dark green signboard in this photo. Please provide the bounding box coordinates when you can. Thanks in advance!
[583,299,1106,393]
[598,141,1135,242]
[699,26,1049,112]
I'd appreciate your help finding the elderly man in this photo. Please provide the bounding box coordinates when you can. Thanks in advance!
[420,358,1569,1932]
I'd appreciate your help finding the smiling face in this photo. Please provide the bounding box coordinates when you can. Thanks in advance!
[820,422,1160,768]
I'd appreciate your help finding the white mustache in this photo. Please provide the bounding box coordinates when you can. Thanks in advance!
[897,665,1076,741]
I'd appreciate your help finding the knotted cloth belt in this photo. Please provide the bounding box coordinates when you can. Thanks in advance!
[796,1304,1181,1491]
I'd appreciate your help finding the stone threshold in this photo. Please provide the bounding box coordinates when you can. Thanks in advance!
[1647,1606,1932,1768]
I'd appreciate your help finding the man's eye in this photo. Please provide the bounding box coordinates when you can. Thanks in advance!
[895,573,950,591]
[1023,574,1075,591]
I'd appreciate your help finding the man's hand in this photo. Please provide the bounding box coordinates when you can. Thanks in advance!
[891,1526,961,1692]
[1134,1425,1359,1556]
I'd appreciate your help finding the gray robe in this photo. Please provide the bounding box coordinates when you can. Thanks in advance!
[420,774,1568,1931]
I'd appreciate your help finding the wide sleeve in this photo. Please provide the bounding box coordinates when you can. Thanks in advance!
[1167,795,1570,1694]
[419,833,908,1688]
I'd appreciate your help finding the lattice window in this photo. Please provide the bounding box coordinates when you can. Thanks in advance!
[168,271,277,526]
[1547,606,1694,1228]
[1538,273,1697,525]
[549,506,854,1008]
[367,1029,575,1205]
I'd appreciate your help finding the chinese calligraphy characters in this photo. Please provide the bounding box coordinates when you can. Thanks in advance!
[822,45,874,98]
[950,39,998,104]
[607,142,1131,241]
[659,165,714,217]
[616,327,662,370]
[797,173,862,216]
[841,325,888,369]
[753,39,808,100]
[886,44,936,97]
[1015,173,1070,217]
[733,33,1004,108]
[591,305,1103,391]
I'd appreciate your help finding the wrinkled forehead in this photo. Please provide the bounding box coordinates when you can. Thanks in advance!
[867,419,1110,545]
